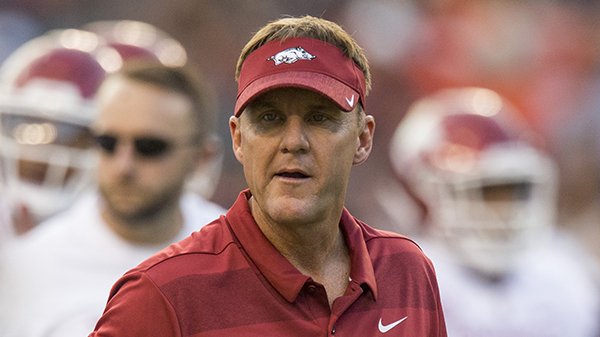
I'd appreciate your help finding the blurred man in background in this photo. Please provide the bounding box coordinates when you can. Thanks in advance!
[82,19,224,200]
[388,87,599,336]
[0,22,225,337]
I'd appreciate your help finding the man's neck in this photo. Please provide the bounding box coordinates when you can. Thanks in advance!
[101,204,183,245]
[250,198,351,305]
[281,229,351,306]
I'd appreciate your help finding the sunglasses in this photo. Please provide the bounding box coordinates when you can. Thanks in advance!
[94,134,178,158]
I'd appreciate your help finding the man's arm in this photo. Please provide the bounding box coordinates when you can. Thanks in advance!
[425,257,448,337]
[90,271,180,337]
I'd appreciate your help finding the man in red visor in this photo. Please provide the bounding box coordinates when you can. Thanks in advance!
[90,16,447,337]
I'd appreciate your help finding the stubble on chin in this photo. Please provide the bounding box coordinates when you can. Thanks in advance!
[99,185,178,225]
[259,193,326,227]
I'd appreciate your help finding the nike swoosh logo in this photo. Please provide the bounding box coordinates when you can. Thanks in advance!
[378,316,408,333]
[345,94,355,108]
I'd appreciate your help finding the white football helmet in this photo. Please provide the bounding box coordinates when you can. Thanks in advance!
[390,87,557,278]
[0,29,118,223]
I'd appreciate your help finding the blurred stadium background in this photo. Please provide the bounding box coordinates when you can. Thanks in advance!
[2,0,600,244]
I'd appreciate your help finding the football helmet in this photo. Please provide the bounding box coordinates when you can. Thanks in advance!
[0,29,118,224]
[81,20,187,68]
[389,87,557,278]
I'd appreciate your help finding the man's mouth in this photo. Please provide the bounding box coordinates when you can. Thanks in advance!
[275,171,309,179]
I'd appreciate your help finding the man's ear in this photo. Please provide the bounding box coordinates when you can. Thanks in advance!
[353,114,375,165]
[229,115,243,163]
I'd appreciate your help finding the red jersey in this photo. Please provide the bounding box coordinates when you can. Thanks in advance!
[90,190,446,337]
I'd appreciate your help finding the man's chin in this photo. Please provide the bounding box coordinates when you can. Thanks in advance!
[105,198,147,221]
[264,198,322,225]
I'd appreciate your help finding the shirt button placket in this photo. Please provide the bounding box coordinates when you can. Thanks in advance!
[330,326,336,335]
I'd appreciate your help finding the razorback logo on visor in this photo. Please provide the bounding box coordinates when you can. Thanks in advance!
[234,37,367,116]
[267,47,316,65]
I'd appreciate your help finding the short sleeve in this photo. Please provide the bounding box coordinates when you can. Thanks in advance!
[89,271,180,337]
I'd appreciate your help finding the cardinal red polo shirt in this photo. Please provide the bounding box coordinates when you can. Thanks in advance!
[90,190,446,337]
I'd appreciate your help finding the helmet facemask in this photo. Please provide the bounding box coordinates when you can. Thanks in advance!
[0,28,110,227]
[0,110,98,221]
[426,145,556,279]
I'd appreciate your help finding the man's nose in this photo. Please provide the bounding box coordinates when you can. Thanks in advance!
[109,141,137,173]
[280,118,309,154]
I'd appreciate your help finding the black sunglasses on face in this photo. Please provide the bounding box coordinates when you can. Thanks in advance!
[94,134,174,158]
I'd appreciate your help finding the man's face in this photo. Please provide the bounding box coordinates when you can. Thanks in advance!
[230,87,374,227]
[94,77,200,222]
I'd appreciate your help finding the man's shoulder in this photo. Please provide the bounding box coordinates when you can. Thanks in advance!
[358,219,424,253]
[129,218,240,283]
[7,194,97,252]
[356,220,437,276]
[37,192,98,230]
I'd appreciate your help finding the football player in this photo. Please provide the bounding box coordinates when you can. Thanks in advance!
[389,87,600,336]
[0,28,114,237]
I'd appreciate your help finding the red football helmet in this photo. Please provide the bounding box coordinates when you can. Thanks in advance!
[389,87,557,277]
[0,29,118,225]
[81,20,187,68]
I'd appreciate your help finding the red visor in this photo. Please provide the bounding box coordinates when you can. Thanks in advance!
[235,37,366,116]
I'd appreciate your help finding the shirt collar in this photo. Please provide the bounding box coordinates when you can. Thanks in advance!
[224,189,378,302]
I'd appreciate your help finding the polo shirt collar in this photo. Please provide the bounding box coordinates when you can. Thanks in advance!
[224,189,378,303]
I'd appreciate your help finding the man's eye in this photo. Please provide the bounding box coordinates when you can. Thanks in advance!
[261,113,279,121]
[310,113,328,122]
